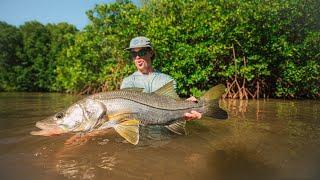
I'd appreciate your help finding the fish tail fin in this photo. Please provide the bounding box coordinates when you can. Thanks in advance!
[114,119,140,145]
[201,84,228,120]
[203,100,228,120]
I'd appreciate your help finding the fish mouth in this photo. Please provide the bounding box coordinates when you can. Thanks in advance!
[30,119,65,136]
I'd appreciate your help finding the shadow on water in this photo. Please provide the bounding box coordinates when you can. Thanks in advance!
[0,93,320,180]
[207,149,277,180]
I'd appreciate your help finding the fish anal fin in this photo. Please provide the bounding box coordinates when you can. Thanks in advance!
[154,81,180,100]
[114,119,139,145]
[165,120,186,135]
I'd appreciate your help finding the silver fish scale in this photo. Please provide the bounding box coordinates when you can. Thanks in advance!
[102,98,197,125]
[89,90,206,125]
[90,90,204,110]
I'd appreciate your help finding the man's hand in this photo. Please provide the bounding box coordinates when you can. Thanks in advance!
[184,96,202,121]
[184,110,202,121]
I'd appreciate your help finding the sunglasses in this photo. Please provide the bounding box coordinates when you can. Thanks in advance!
[130,49,149,58]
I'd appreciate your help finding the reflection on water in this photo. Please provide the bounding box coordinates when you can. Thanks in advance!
[55,151,117,179]
[0,92,319,180]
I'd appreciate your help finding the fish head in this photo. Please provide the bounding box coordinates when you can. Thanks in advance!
[31,98,107,136]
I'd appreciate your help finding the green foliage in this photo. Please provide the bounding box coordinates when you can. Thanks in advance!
[16,21,51,91]
[0,21,78,92]
[276,31,320,98]
[142,0,319,98]
[46,23,78,91]
[0,0,319,99]
[54,1,138,93]
[0,21,22,91]
[143,0,221,96]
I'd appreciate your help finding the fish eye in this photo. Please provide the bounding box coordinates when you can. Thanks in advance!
[55,112,64,119]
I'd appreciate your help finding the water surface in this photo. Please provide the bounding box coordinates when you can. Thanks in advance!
[0,93,319,180]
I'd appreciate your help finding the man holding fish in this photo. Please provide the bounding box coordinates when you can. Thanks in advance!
[31,37,228,145]
[121,36,202,121]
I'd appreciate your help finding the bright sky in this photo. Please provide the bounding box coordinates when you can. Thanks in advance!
[0,0,139,29]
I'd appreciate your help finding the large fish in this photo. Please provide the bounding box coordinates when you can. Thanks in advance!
[31,81,228,145]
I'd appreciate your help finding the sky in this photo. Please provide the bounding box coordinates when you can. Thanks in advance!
[0,0,139,29]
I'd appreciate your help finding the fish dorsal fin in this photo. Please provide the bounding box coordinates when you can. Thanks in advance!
[121,87,144,92]
[114,119,140,145]
[165,120,186,135]
[201,84,226,101]
[154,81,180,100]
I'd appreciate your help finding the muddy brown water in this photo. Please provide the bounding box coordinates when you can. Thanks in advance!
[0,92,319,180]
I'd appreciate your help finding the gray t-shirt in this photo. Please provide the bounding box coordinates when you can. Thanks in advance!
[120,70,176,93]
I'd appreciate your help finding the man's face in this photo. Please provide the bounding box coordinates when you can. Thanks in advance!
[131,48,153,73]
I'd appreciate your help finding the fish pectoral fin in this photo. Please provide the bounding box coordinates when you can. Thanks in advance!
[107,111,137,121]
[165,120,186,135]
[114,119,140,145]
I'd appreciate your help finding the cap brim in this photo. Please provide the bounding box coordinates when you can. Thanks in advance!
[124,45,152,51]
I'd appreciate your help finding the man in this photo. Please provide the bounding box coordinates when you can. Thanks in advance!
[121,36,201,121]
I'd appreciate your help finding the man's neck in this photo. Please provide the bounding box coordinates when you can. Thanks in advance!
[139,68,154,75]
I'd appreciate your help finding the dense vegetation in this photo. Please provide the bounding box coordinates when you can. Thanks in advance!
[0,0,319,98]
